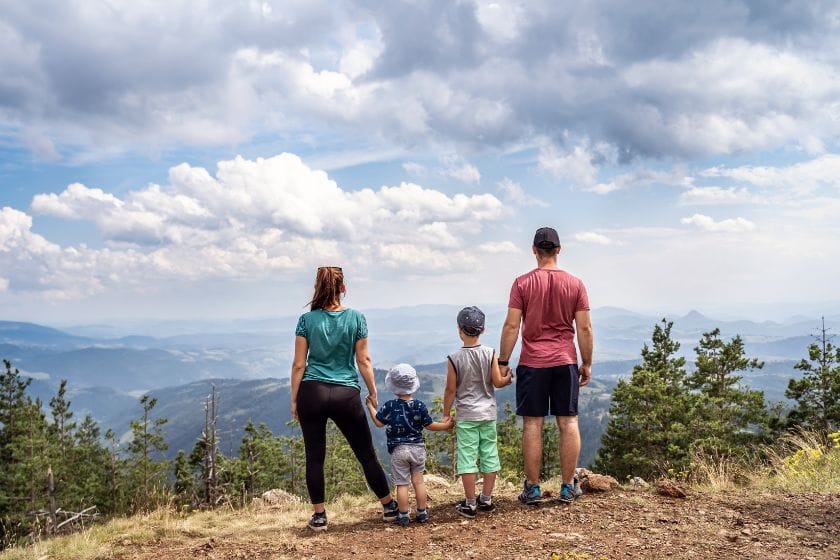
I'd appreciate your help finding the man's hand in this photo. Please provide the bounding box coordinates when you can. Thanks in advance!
[579,364,592,387]
[500,367,513,387]
[442,416,455,430]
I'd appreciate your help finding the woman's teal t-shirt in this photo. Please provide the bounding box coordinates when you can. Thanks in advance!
[295,308,368,389]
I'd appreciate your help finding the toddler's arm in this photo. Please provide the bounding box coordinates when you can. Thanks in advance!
[366,398,386,428]
[426,419,454,431]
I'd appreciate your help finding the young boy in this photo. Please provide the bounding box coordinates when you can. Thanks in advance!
[443,306,512,518]
[366,363,453,526]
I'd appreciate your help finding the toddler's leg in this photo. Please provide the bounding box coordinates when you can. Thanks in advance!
[411,471,428,510]
[396,484,410,513]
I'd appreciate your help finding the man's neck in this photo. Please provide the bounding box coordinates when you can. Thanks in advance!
[536,258,559,270]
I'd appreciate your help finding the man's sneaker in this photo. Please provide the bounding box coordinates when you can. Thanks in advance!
[415,509,430,523]
[559,482,577,503]
[518,481,542,505]
[396,512,410,527]
[455,500,477,519]
[307,512,328,532]
[382,500,399,522]
[477,495,495,512]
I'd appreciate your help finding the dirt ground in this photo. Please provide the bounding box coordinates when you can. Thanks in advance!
[116,487,839,560]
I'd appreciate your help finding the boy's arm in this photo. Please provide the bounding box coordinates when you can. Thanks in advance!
[442,359,457,420]
[490,351,513,388]
[366,400,386,428]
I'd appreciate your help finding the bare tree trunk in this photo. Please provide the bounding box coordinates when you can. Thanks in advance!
[47,466,57,536]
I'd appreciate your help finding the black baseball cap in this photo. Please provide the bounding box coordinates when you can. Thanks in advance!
[533,227,561,249]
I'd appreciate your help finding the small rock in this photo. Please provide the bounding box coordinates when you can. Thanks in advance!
[655,479,688,498]
[580,473,620,492]
[260,488,301,506]
[423,474,451,490]
[630,476,649,488]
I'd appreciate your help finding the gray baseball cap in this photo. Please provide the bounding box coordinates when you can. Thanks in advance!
[457,306,485,336]
[384,363,420,396]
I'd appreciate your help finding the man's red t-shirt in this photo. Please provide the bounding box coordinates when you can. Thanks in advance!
[508,268,590,368]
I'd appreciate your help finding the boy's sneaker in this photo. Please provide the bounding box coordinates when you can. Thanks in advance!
[396,512,410,527]
[307,512,328,532]
[518,481,542,505]
[382,500,399,522]
[455,500,477,519]
[415,509,430,523]
[559,482,577,503]
[476,495,495,512]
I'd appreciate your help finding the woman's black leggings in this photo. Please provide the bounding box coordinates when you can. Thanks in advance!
[296,380,391,504]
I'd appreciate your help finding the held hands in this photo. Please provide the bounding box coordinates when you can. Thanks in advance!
[579,364,592,387]
[365,393,379,410]
[500,364,514,384]
[442,416,455,430]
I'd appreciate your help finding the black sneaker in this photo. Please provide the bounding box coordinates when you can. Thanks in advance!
[477,495,495,511]
[455,500,477,519]
[382,500,399,522]
[517,481,542,505]
[307,512,328,532]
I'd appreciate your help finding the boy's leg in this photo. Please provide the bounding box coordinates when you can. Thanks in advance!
[477,420,501,497]
[455,421,480,499]
[395,484,410,513]
[410,471,428,510]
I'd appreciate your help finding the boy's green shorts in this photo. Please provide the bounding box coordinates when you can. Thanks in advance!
[455,420,500,475]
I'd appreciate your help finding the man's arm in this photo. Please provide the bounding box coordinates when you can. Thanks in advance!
[499,307,522,377]
[575,309,593,387]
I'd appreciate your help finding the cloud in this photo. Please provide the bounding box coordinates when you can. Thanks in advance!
[701,154,840,194]
[9,153,510,297]
[680,214,756,233]
[573,232,614,245]
[402,161,428,176]
[678,186,765,206]
[497,178,547,207]
[4,2,839,162]
[538,143,598,186]
[478,241,519,254]
[441,155,481,184]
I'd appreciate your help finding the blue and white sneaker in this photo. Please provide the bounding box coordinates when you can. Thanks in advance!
[415,508,430,523]
[559,482,577,503]
[518,481,542,505]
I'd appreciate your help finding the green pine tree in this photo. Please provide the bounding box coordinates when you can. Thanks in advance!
[688,329,768,454]
[594,320,696,480]
[786,318,840,432]
[126,395,169,512]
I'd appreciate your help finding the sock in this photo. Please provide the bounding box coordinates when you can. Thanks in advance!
[465,497,477,507]
[398,511,410,518]
[416,508,427,513]
[479,494,492,503]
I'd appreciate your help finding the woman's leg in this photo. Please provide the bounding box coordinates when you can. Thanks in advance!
[296,382,329,510]
[328,386,392,500]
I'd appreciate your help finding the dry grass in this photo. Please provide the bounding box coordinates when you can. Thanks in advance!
[757,430,840,493]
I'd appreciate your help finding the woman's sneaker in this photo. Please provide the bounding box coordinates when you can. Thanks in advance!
[477,495,495,512]
[307,512,328,532]
[455,500,477,519]
[518,481,542,505]
[415,509,430,523]
[382,500,399,522]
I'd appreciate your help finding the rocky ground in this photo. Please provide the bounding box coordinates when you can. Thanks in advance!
[113,480,839,560]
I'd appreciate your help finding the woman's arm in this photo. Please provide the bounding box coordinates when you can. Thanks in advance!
[355,337,378,408]
[290,335,308,420]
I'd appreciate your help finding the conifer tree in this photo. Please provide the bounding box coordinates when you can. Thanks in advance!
[595,320,696,480]
[496,402,523,479]
[688,329,767,453]
[49,380,76,459]
[126,395,168,511]
[786,318,840,432]
[324,420,369,496]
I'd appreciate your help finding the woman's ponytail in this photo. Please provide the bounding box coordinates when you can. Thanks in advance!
[309,266,344,311]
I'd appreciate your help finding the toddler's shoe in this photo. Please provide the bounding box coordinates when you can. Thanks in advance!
[477,495,495,512]
[396,512,410,527]
[415,509,429,523]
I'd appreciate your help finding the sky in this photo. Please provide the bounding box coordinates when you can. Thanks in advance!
[1,0,840,324]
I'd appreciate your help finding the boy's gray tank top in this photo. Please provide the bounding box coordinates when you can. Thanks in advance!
[448,344,497,421]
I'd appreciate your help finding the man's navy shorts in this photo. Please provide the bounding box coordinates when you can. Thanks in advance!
[515,364,579,417]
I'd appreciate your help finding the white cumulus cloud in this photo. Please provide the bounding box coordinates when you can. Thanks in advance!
[574,232,614,245]
[680,214,756,233]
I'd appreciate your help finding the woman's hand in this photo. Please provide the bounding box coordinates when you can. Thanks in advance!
[290,398,298,421]
[365,393,378,410]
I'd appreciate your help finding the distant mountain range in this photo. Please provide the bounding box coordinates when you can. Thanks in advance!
[3,306,834,466]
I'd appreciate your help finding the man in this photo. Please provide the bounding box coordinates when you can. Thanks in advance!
[498,227,593,504]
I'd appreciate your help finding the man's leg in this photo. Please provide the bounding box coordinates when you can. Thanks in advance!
[556,415,580,485]
[522,416,544,484]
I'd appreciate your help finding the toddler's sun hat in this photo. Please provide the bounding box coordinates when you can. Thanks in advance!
[385,363,420,396]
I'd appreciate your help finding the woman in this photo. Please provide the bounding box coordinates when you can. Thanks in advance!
[290,266,397,531]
